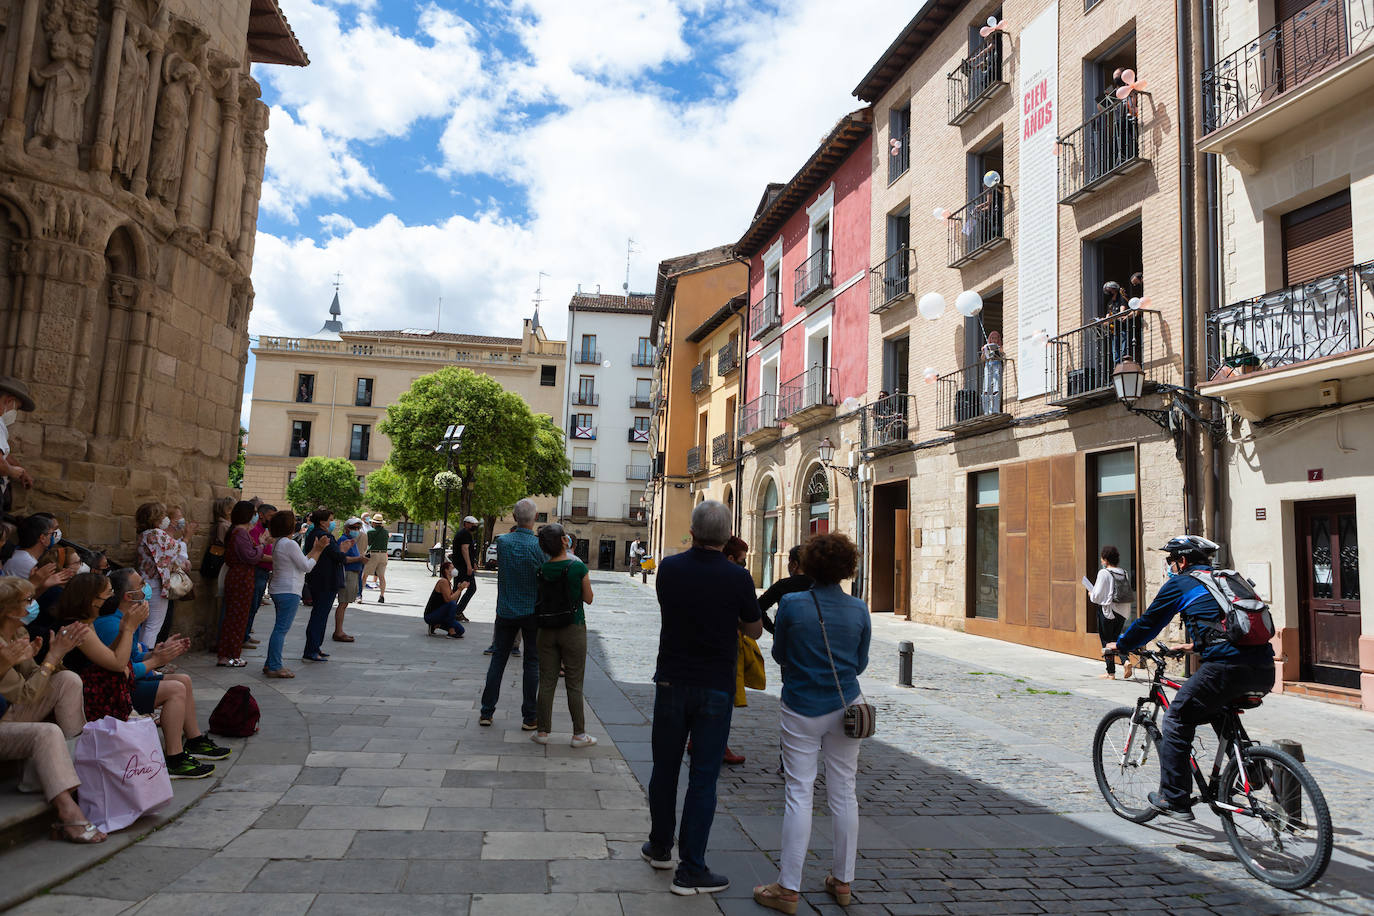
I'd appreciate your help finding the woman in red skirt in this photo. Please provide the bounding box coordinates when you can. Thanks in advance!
[216,500,263,667]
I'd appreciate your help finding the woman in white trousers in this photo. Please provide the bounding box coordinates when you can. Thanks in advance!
[754,533,871,914]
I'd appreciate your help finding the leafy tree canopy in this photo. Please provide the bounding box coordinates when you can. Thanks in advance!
[364,463,409,521]
[228,426,247,489]
[285,457,363,518]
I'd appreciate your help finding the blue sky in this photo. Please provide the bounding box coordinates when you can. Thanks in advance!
[242,0,918,417]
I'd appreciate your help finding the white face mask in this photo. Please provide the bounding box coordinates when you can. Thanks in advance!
[1,409,16,427]
[158,516,171,530]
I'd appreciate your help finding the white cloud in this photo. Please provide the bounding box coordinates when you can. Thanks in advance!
[260,107,388,222]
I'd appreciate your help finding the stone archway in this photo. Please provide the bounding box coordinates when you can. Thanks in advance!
[83,225,146,436]
[757,475,781,589]
[802,462,832,537]
[0,196,32,375]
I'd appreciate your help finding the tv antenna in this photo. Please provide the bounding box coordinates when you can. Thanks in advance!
[624,237,640,304]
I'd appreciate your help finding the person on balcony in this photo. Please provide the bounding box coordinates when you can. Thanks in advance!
[979,332,1004,415]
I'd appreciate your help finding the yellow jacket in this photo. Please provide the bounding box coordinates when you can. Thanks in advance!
[735,633,765,706]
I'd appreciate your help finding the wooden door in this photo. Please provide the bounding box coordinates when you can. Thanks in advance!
[894,508,910,618]
[1295,499,1361,688]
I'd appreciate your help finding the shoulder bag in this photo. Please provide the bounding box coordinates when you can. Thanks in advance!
[810,591,876,738]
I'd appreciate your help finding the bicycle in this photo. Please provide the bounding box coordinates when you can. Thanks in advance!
[1091,644,1333,890]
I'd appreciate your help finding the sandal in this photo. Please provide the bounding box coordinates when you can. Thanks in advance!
[217,658,247,668]
[51,821,106,844]
[752,883,799,914]
[825,875,852,906]
[263,667,295,678]
[332,634,355,643]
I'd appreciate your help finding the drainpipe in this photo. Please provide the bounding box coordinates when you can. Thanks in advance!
[1200,0,1226,548]
[731,251,751,537]
[1176,0,1203,535]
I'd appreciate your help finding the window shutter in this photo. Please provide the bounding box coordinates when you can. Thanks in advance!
[1283,196,1352,286]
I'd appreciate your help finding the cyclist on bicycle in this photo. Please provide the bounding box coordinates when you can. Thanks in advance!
[1103,534,1275,821]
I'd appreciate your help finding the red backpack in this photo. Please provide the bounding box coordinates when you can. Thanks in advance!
[209,685,260,737]
[1186,568,1275,648]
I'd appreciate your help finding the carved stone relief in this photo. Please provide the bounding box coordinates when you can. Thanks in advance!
[148,51,197,208]
[111,23,151,181]
[26,4,97,164]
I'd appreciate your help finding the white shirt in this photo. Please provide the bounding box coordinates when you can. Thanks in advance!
[269,537,316,596]
[630,542,645,559]
[1087,566,1133,619]
[0,421,10,493]
[3,550,37,578]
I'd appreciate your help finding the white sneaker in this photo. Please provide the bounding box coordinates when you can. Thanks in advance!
[570,734,598,748]
[531,732,550,745]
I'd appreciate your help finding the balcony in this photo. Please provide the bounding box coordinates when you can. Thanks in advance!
[794,248,832,307]
[571,462,596,479]
[717,339,739,376]
[626,464,651,481]
[1202,260,1374,420]
[572,391,600,406]
[936,358,1016,434]
[631,349,656,367]
[888,128,910,183]
[870,248,913,314]
[1057,102,1149,204]
[569,504,591,520]
[628,427,649,443]
[947,33,1006,125]
[1047,309,1163,407]
[862,393,916,455]
[691,360,710,395]
[625,505,648,525]
[574,349,602,365]
[739,393,781,444]
[571,423,597,440]
[630,392,652,409]
[947,186,1008,268]
[712,432,735,466]
[778,366,837,427]
[750,291,782,341]
[686,446,704,474]
[1201,0,1374,160]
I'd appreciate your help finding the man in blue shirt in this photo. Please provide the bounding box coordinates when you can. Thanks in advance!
[479,498,544,728]
[1106,535,1275,821]
[641,500,762,896]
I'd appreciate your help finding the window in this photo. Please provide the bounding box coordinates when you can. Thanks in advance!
[355,378,374,407]
[964,291,1004,370]
[349,423,371,461]
[577,375,596,405]
[633,416,650,434]
[1091,450,1137,612]
[578,334,598,362]
[883,335,910,395]
[535,512,549,523]
[970,470,999,619]
[287,471,297,485]
[398,521,423,543]
[358,475,368,494]
[290,420,311,457]
[888,102,911,182]
[1281,189,1352,286]
[541,364,557,386]
[296,374,314,403]
[634,337,654,366]
[1084,220,1143,322]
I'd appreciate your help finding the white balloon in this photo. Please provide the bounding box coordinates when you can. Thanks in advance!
[983,170,1001,189]
[932,207,947,220]
[1127,297,1142,310]
[987,15,998,27]
[918,292,946,320]
[601,359,611,368]
[922,367,939,383]
[955,290,983,317]
[1030,328,1049,347]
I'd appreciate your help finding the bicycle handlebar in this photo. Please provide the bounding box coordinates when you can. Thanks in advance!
[1105,642,1188,662]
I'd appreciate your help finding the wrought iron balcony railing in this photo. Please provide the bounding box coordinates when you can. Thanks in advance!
[690,361,709,394]
[778,366,837,420]
[712,432,734,466]
[572,391,600,406]
[630,393,652,409]
[794,248,832,306]
[1057,101,1148,203]
[1047,309,1163,406]
[686,446,704,474]
[631,349,656,367]
[573,349,602,365]
[571,462,596,478]
[717,340,739,376]
[1206,260,1374,377]
[947,33,1006,125]
[625,505,648,524]
[626,464,652,481]
[739,393,780,438]
[750,291,782,341]
[936,357,1016,433]
[870,248,913,314]
[628,426,650,443]
[570,423,597,440]
[947,187,1008,268]
[862,392,916,453]
[569,504,591,519]
[1202,0,1374,135]
[888,128,910,183]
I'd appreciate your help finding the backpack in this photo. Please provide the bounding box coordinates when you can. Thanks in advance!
[209,685,260,737]
[1186,568,1275,648]
[534,564,577,629]
[1107,568,1134,605]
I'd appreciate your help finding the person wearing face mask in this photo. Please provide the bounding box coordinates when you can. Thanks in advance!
[215,501,264,667]
[0,576,87,736]
[333,517,365,643]
[0,376,37,513]
[3,513,59,579]
[301,509,344,662]
[135,502,186,653]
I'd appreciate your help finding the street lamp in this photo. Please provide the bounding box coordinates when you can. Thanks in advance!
[1110,360,1225,460]
[436,423,465,555]
[817,436,860,480]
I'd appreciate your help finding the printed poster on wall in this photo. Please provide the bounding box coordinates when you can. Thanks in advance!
[1016,1,1058,399]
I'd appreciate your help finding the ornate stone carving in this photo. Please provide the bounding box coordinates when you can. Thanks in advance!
[148,51,198,208]
[26,25,92,162]
[33,186,89,243]
[111,23,151,181]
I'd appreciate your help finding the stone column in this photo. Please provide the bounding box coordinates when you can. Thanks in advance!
[88,0,129,174]
[119,302,149,439]
[2,0,43,147]
[207,83,241,249]
[236,100,268,262]
[175,76,208,226]
[131,25,166,197]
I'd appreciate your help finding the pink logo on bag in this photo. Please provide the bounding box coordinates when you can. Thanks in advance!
[123,752,167,782]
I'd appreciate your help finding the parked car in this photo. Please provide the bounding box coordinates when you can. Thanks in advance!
[387,532,406,558]
[484,541,498,569]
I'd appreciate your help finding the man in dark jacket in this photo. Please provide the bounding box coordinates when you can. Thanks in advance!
[1106,535,1275,821]
[757,545,812,634]
[301,510,344,662]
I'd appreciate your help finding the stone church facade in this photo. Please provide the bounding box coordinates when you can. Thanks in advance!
[0,0,305,627]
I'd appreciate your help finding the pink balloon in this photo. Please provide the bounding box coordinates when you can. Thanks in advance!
[1115,85,1131,100]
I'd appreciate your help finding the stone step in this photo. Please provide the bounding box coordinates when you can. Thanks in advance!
[0,784,51,854]
[1282,680,1363,708]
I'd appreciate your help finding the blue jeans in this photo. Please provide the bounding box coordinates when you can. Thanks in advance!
[1157,661,1275,807]
[647,683,734,877]
[249,568,270,636]
[424,600,465,635]
[480,615,538,722]
[266,593,299,671]
[303,581,336,658]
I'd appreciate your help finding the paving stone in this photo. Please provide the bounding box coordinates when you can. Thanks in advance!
[482,831,609,860]
[217,764,304,792]
[378,786,493,807]
[280,785,387,806]
[8,895,133,916]
[597,790,649,810]
[469,893,624,915]
[545,808,650,833]
[492,788,602,809]
[53,846,212,901]
[253,805,311,829]
[294,767,344,786]
[548,859,678,893]
[220,828,357,859]
[341,767,447,787]
[618,892,726,915]
[300,805,429,830]
[163,856,268,893]
[247,859,408,894]
[442,769,545,788]
[423,807,548,832]
[142,808,264,849]
[402,860,550,895]
[304,751,404,768]
[307,894,473,916]
[122,892,316,915]
[346,829,484,860]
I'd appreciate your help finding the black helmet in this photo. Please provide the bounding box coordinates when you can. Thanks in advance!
[1157,535,1220,560]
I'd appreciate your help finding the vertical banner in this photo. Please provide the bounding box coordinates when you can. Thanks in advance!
[1016,1,1058,398]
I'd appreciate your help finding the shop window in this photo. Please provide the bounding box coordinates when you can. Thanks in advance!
[970,470,999,619]
[1090,450,1137,604]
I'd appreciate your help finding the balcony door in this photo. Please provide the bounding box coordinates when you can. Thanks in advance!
[1295,499,1361,689]
[1274,0,1348,97]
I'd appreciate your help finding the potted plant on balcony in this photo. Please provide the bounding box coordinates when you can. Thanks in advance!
[1223,348,1261,376]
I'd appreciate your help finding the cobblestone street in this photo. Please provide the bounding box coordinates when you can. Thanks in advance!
[11,563,1374,916]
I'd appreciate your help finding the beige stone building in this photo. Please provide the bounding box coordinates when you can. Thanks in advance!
[242,299,567,545]
[0,0,305,634]
[855,0,1197,658]
[1197,0,1374,708]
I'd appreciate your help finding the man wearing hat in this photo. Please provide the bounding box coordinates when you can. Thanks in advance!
[0,376,36,512]
[363,513,390,604]
[450,515,481,622]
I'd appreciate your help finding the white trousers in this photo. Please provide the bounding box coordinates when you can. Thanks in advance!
[778,700,863,890]
[139,590,170,653]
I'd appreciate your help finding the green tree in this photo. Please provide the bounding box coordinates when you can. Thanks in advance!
[524,415,573,498]
[228,426,247,488]
[285,457,363,518]
[364,463,410,522]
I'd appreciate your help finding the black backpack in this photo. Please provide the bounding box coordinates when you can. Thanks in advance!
[535,565,577,629]
[1107,568,1134,605]
[1186,568,1275,648]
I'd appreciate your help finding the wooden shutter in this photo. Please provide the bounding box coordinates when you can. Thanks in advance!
[1000,462,1027,627]
[1282,192,1352,286]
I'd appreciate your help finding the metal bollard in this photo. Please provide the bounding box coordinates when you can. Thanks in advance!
[1273,738,1305,823]
[897,641,914,688]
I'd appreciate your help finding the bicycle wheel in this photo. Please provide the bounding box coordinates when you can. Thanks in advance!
[1217,745,1333,890]
[1092,706,1160,823]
